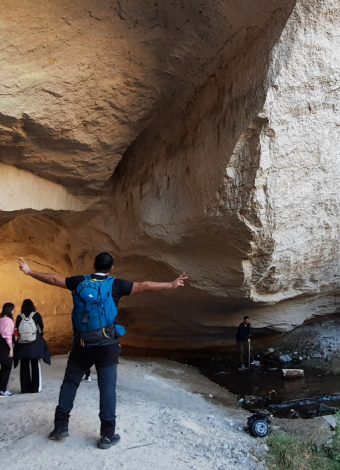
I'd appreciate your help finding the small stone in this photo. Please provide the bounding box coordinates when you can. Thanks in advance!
[279,355,292,363]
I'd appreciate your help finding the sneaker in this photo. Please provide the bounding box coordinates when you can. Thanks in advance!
[0,390,14,396]
[251,360,261,366]
[49,427,69,440]
[98,434,120,449]
[238,364,247,371]
[85,376,91,382]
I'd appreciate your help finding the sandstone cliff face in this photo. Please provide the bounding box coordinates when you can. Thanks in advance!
[0,0,339,352]
[0,0,286,195]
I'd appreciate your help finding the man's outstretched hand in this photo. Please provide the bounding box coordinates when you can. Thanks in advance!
[16,256,67,288]
[16,257,31,275]
[171,273,188,288]
[131,273,188,294]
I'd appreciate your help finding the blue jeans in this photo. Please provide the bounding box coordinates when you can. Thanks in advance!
[55,359,117,437]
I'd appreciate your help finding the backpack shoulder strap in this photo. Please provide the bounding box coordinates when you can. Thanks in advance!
[102,276,115,292]
[20,313,25,320]
[29,312,38,332]
[32,312,41,333]
[28,312,36,321]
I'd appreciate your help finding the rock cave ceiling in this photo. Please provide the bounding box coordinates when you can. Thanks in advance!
[0,0,340,351]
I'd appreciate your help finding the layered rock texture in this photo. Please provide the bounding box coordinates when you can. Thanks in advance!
[0,0,339,352]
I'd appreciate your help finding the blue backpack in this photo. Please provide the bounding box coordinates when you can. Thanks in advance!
[72,275,126,345]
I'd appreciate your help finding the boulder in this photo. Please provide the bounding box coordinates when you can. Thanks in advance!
[282,369,304,378]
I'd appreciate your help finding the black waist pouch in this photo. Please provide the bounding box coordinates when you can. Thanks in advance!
[76,325,117,346]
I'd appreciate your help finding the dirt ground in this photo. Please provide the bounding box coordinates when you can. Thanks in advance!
[0,355,334,469]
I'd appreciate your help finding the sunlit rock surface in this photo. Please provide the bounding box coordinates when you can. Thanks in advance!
[0,163,85,211]
[0,0,339,352]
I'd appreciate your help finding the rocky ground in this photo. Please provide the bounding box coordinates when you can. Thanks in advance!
[0,355,270,470]
[261,318,340,375]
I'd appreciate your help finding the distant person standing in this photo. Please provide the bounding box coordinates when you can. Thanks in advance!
[15,299,51,393]
[236,316,260,370]
[0,303,15,396]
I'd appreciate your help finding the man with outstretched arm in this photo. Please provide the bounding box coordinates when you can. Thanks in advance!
[17,252,187,449]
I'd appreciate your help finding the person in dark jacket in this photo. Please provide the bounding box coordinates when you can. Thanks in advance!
[15,299,51,393]
[236,316,260,370]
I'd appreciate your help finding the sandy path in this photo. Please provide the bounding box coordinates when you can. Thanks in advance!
[0,355,268,470]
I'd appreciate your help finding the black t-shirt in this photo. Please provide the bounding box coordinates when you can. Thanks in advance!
[65,274,133,367]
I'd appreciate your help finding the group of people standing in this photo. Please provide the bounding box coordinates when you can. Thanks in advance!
[0,252,258,450]
[0,299,51,396]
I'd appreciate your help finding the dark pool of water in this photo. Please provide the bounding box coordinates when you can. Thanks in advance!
[122,348,340,418]
[174,355,340,418]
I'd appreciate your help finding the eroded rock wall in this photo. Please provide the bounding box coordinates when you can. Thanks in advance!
[242,0,340,330]
[0,0,339,352]
[0,0,285,195]
[98,0,340,348]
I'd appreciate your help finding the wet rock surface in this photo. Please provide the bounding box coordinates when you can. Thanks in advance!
[258,315,340,374]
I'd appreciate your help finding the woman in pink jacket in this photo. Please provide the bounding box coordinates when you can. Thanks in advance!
[0,302,15,396]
